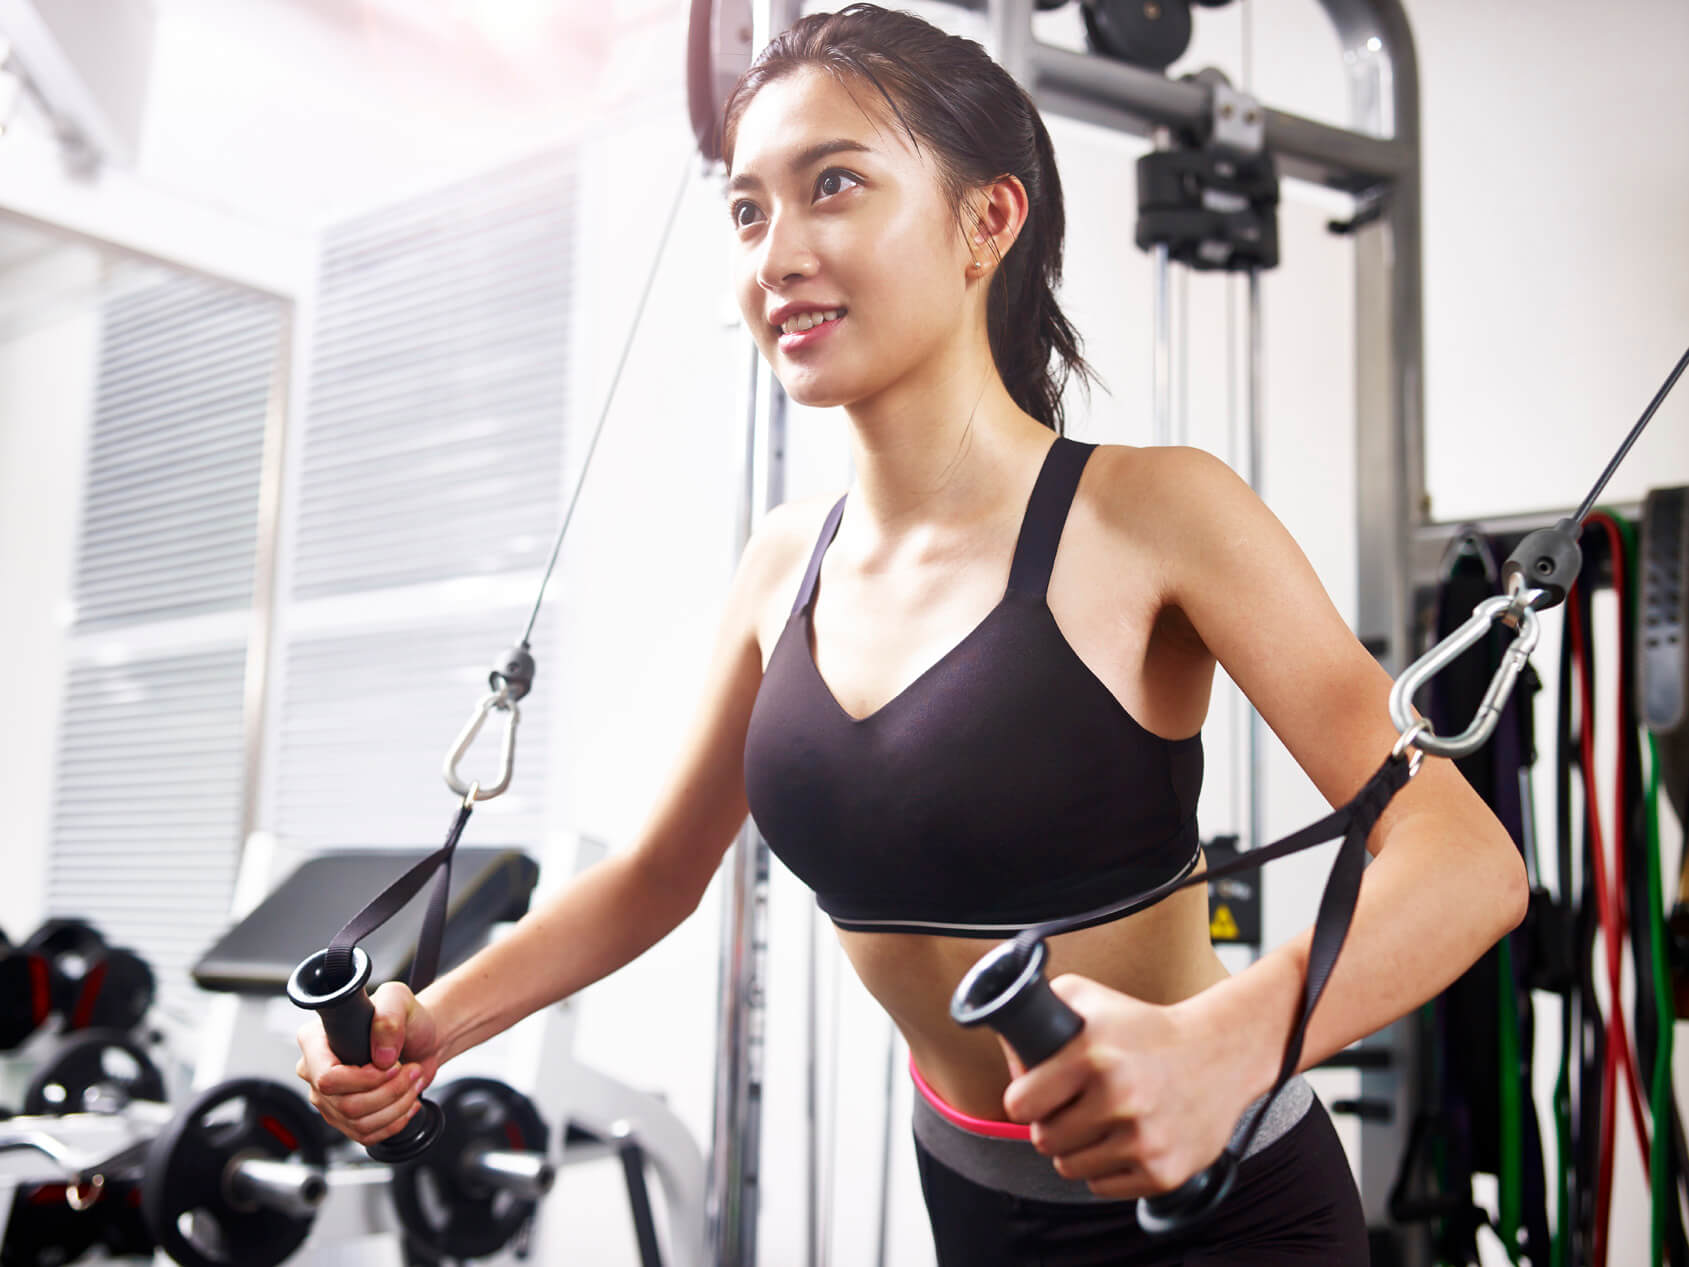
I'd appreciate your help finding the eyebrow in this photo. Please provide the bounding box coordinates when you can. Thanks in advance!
[727,139,876,197]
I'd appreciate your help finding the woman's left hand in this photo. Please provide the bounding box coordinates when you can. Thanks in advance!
[997,972,1256,1200]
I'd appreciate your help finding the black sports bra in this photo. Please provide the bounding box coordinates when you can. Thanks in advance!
[742,437,1204,937]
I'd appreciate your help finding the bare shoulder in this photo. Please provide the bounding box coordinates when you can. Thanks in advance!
[1070,443,1253,608]
[733,491,847,655]
[1079,443,1252,547]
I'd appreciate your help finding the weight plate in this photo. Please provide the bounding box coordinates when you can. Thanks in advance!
[23,1030,166,1115]
[390,1078,550,1261]
[21,921,108,1024]
[80,949,155,1033]
[140,1078,325,1267]
[0,952,51,1051]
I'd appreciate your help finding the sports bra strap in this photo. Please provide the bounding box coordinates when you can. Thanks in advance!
[792,495,848,616]
[1006,437,1096,600]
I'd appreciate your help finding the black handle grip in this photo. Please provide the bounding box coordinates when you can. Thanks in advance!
[287,948,444,1164]
[1135,1154,1239,1234]
[950,938,1082,1066]
[949,936,1235,1237]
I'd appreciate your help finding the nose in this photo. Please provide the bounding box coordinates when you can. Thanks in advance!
[754,207,820,293]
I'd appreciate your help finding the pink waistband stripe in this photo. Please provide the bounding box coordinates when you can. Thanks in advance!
[908,1055,1032,1141]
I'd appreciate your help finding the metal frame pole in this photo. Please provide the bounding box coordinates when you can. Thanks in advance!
[1152,241,1172,446]
[1245,268,1265,854]
[707,8,803,1258]
[708,348,788,1265]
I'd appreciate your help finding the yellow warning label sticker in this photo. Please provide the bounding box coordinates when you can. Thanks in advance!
[1209,904,1240,941]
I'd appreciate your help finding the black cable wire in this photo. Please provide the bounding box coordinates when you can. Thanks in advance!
[519,153,701,648]
[1573,344,1689,525]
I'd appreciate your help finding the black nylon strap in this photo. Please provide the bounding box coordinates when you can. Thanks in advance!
[792,497,847,617]
[1005,438,1096,600]
[1018,751,1415,1160]
[323,800,474,993]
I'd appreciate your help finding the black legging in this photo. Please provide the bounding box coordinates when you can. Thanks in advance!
[915,1097,1368,1266]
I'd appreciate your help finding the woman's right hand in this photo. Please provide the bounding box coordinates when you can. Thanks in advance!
[294,980,444,1146]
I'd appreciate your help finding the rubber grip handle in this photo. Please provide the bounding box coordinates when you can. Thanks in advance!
[1135,1152,1240,1235]
[949,937,1237,1237]
[993,969,1084,1067]
[318,985,376,1066]
[949,938,1084,1066]
[286,948,444,1164]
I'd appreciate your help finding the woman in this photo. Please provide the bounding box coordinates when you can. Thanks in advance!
[297,6,1527,1261]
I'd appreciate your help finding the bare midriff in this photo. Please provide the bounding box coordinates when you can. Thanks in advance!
[835,873,1230,1122]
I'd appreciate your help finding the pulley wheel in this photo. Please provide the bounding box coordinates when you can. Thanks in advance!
[390,1077,551,1261]
[1082,0,1193,71]
[23,1030,166,1115]
[686,0,753,162]
[140,1078,325,1267]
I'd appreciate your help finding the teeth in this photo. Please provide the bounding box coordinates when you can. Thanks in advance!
[781,309,843,335]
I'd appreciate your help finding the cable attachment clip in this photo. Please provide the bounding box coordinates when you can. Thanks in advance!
[1499,515,1583,612]
[489,642,536,704]
[443,687,520,801]
[1388,593,1542,760]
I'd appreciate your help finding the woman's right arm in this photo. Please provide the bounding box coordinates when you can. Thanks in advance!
[296,504,809,1142]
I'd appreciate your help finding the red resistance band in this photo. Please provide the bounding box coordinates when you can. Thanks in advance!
[1567,511,1652,1267]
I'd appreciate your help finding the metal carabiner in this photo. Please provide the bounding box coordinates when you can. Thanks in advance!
[442,688,520,801]
[1388,594,1542,760]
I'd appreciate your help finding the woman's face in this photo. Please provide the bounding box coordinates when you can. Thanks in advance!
[725,67,977,410]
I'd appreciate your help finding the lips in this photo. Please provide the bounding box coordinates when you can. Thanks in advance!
[776,312,846,350]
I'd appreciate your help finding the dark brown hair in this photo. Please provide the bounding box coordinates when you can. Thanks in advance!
[721,2,1101,434]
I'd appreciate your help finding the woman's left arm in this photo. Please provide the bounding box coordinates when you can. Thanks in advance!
[1004,445,1529,1195]
[1156,445,1528,1090]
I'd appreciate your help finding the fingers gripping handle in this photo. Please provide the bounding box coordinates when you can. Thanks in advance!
[287,948,444,1163]
[948,938,1237,1236]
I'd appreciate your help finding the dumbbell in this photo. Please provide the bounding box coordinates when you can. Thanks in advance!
[0,1076,321,1267]
[950,935,1238,1236]
[23,1029,167,1115]
[19,919,156,1035]
[285,946,445,1163]
[139,1078,329,1267]
[0,927,53,1052]
[2,1072,554,1267]
[389,1077,556,1261]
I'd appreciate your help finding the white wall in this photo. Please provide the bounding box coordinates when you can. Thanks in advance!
[0,244,99,944]
[0,0,1684,1264]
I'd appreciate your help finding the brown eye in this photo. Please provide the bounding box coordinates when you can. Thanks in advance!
[730,169,861,231]
[816,169,862,199]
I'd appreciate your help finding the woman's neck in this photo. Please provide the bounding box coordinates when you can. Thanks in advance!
[841,376,1055,543]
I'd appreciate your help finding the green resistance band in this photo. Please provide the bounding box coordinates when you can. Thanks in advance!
[1613,508,1674,1265]
[1498,932,1523,1263]
[1645,734,1672,1265]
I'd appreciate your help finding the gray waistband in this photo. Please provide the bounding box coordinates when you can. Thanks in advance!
[911,1074,1314,1204]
